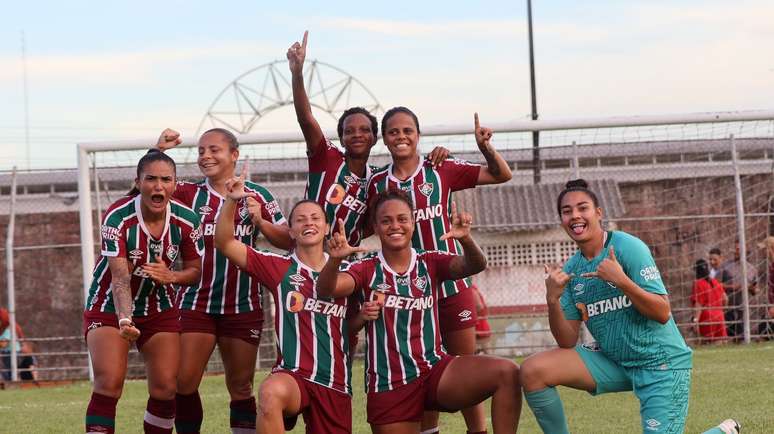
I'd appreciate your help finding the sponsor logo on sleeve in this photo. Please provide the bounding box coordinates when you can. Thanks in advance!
[189,227,202,242]
[101,225,120,241]
[640,265,661,281]
[264,200,281,217]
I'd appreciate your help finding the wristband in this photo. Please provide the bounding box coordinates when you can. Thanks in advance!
[118,318,134,328]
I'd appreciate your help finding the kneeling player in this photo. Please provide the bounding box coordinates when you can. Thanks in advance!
[318,190,522,434]
[520,179,739,434]
[214,169,353,434]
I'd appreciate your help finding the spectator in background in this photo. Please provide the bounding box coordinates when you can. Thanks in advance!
[754,236,774,339]
[690,259,728,344]
[0,308,37,381]
[720,243,758,339]
[470,283,493,354]
[708,247,725,280]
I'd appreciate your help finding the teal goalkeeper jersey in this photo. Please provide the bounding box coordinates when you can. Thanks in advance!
[560,231,692,370]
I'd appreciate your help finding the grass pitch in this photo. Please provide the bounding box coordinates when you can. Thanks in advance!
[1,343,771,433]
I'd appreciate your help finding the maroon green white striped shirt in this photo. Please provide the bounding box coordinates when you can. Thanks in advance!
[305,138,375,247]
[366,157,480,297]
[343,249,455,393]
[245,250,352,395]
[175,179,286,314]
[86,195,204,317]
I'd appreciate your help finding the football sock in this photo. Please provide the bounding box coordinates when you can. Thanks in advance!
[525,387,570,434]
[85,392,118,434]
[175,391,203,433]
[230,397,257,434]
[144,397,175,434]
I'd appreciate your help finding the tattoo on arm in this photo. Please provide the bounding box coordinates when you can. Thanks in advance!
[109,257,134,319]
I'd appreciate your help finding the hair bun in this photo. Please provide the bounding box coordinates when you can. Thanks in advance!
[147,148,162,155]
[565,179,589,189]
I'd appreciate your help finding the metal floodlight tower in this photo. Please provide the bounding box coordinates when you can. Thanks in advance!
[197,59,383,136]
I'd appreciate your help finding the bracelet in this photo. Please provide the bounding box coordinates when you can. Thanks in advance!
[118,318,134,327]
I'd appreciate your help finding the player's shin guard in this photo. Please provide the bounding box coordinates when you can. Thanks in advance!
[85,392,118,434]
[144,397,175,434]
[525,387,570,434]
[230,397,257,434]
[175,392,203,433]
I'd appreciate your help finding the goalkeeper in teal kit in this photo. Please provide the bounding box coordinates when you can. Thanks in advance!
[520,179,740,434]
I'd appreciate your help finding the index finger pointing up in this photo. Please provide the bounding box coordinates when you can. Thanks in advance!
[474,112,480,130]
[302,30,308,50]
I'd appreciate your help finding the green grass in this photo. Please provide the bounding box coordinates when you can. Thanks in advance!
[1,343,772,433]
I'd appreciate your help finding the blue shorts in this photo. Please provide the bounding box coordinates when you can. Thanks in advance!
[575,343,692,433]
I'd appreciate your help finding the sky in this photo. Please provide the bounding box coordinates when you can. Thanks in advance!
[1,0,773,170]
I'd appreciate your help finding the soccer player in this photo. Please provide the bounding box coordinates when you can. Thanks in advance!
[366,106,512,434]
[520,179,740,434]
[214,170,353,434]
[83,150,204,434]
[287,31,449,247]
[156,128,291,433]
[317,190,522,434]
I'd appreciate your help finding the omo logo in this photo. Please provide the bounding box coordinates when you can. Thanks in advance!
[286,291,306,313]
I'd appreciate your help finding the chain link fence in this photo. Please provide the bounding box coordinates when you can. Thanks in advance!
[1,112,773,381]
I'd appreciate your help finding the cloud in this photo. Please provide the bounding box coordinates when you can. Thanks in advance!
[0,41,275,85]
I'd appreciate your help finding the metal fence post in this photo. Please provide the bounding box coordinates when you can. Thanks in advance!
[6,167,18,381]
[731,134,752,344]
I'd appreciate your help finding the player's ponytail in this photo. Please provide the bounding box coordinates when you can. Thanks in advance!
[556,178,600,216]
[127,149,177,196]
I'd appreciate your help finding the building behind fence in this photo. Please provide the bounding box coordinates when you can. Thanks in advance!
[1,112,773,380]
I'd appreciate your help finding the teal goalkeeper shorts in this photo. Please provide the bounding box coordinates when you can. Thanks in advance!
[575,342,692,434]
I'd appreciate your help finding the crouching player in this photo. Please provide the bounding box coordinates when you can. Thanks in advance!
[214,168,353,434]
[520,179,740,434]
[318,190,522,434]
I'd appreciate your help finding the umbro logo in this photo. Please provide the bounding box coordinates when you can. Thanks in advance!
[249,329,261,339]
[289,274,306,286]
[198,205,213,216]
[458,309,473,321]
[645,418,662,431]
[574,283,585,295]
[87,321,102,331]
[375,283,392,291]
[129,249,144,260]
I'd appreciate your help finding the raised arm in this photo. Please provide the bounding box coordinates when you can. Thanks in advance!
[544,264,582,348]
[441,203,487,280]
[473,113,512,185]
[581,246,671,324]
[155,128,182,151]
[107,257,141,342]
[288,31,325,155]
[317,219,367,298]
[214,170,251,269]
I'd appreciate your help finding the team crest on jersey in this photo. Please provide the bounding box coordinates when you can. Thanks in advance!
[289,273,306,286]
[238,203,250,220]
[413,276,428,289]
[166,245,179,261]
[418,182,434,197]
[198,205,213,216]
[129,249,144,260]
[286,291,306,312]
